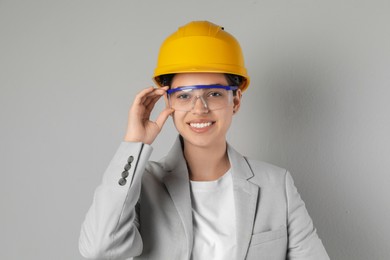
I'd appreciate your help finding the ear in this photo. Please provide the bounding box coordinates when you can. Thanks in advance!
[232,89,242,114]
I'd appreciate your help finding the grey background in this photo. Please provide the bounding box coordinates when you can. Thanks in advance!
[1,0,389,259]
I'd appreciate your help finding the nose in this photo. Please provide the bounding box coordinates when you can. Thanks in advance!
[191,96,209,114]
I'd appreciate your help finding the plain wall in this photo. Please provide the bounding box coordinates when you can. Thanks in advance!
[1,0,389,259]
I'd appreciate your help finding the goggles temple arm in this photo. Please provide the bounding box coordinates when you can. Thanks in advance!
[166,85,238,94]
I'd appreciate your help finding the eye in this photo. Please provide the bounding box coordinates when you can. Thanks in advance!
[175,92,192,100]
[207,90,224,98]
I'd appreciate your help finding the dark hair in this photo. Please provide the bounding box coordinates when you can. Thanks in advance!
[225,74,243,87]
[158,73,243,95]
[225,74,243,96]
[158,74,176,87]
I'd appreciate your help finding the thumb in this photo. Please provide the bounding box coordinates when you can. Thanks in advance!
[155,107,174,130]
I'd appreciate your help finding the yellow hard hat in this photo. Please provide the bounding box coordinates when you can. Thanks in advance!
[153,21,250,91]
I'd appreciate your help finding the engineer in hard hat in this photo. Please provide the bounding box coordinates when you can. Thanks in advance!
[79,21,330,260]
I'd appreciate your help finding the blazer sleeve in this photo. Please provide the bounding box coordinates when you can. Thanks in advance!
[285,172,330,260]
[79,142,153,259]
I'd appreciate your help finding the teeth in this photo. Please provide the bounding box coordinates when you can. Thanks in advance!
[190,122,212,128]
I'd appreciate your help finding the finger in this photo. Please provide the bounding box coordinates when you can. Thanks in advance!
[143,92,161,108]
[134,87,155,105]
[143,87,168,110]
[146,86,168,98]
[131,87,169,119]
[142,87,168,107]
[142,94,164,120]
[145,93,164,111]
[155,107,174,130]
[131,87,160,116]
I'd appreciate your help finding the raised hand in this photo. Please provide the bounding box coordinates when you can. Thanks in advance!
[124,86,174,145]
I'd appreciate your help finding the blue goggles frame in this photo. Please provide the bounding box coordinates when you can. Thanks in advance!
[166,85,238,94]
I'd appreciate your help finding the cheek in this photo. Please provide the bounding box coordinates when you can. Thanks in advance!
[171,112,185,129]
[222,111,234,126]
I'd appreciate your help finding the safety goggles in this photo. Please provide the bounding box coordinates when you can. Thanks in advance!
[166,85,238,112]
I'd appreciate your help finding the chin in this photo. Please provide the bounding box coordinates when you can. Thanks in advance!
[180,131,225,149]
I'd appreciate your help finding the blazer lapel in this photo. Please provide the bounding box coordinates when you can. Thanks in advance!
[161,138,259,259]
[228,145,260,260]
[162,137,194,258]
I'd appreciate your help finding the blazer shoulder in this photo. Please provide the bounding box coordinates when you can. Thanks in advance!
[143,153,182,182]
[144,159,166,181]
[244,157,288,185]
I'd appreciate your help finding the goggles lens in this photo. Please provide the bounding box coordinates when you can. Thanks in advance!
[167,85,238,112]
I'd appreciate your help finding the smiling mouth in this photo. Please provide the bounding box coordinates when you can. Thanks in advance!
[189,122,213,129]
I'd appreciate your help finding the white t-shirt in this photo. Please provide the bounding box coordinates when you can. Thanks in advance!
[190,170,237,260]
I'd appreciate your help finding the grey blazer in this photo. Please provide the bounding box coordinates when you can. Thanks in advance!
[79,137,329,260]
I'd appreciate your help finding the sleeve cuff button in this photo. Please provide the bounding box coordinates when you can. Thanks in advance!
[118,178,127,186]
[122,170,129,178]
[124,163,131,171]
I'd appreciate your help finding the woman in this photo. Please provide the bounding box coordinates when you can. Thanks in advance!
[79,21,330,260]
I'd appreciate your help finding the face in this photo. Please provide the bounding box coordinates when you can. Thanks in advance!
[169,73,242,149]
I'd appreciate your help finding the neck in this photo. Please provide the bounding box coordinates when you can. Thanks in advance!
[183,138,230,181]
